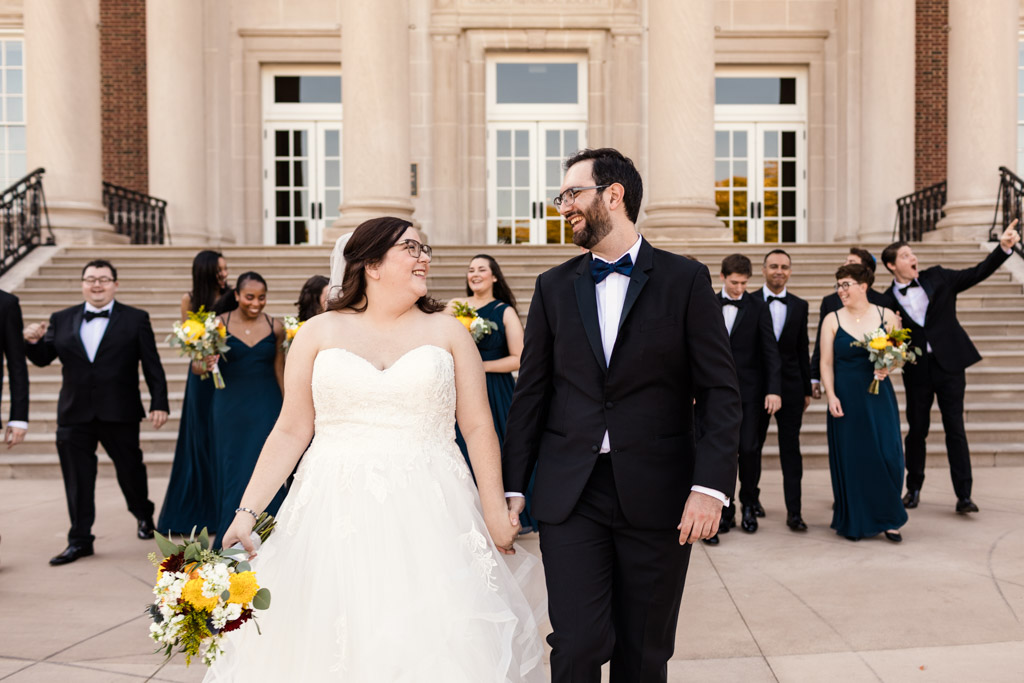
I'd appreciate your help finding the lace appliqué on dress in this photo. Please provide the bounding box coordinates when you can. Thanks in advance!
[460,524,499,592]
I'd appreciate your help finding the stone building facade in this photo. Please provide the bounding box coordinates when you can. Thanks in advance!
[3,0,1023,246]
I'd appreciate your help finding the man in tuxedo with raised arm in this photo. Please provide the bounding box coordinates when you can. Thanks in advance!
[881,224,1020,514]
[502,148,741,683]
[24,260,169,565]
[707,253,781,541]
[810,247,887,399]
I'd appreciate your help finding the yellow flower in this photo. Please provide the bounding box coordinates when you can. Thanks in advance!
[227,571,260,605]
[181,578,218,611]
[456,315,473,331]
[286,322,303,341]
[217,321,227,339]
[181,319,205,344]
[868,337,888,351]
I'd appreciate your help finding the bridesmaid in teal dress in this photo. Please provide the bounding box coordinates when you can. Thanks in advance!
[446,255,532,531]
[157,250,229,535]
[212,272,288,539]
[819,263,908,542]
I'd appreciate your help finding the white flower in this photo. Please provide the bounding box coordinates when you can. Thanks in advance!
[199,562,231,598]
[154,571,188,603]
[211,602,243,629]
[201,636,225,666]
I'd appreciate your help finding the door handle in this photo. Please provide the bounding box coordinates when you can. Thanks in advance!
[310,201,315,219]
[749,202,754,218]
[318,202,323,220]
[757,202,763,219]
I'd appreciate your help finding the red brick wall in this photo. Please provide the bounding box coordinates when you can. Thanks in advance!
[915,0,948,191]
[100,0,147,193]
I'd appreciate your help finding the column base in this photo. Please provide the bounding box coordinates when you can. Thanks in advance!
[927,199,995,242]
[47,202,129,245]
[327,199,417,243]
[641,201,731,241]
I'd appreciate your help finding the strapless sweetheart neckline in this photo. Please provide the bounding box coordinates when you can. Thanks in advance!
[317,344,451,373]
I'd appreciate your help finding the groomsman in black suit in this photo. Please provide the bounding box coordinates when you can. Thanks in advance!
[503,148,741,682]
[24,260,169,565]
[752,249,811,531]
[0,289,29,448]
[707,253,781,541]
[810,247,888,399]
[881,224,1020,514]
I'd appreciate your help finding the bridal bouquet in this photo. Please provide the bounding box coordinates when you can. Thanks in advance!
[168,307,230,389]
[451,301,498,343]
[281,315,303,355]
[147,516,275,666]
[850,327,921,394]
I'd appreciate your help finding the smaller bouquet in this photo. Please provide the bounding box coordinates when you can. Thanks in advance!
[168,307,230,389]
[281,315,303,355]
[850,327,921,394]
[147,515,276,666]
[451,301,498,343]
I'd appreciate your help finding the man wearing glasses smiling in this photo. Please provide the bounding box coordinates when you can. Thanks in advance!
[24,259,169,566]
[502,148,742,682]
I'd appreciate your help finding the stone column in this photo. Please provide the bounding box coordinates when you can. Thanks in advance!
[329,0,414,239]
[642,0,727,240]
[147,0,208,244]
[932,0,1017,240]
[858,0,915,241]
[429,28,461,244]
[609,27,643,160]
[25,0,124,244]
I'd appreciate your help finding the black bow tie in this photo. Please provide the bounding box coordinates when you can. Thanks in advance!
[898,280,920,296]
[766,295,787,305]
[590,254,634,284]
[83,309,110,322]
[721,298,742,307]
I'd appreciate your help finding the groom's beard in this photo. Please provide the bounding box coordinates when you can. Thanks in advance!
[571,200,613,250]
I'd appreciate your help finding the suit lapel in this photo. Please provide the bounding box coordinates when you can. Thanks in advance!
[70,304,89,360]
[574,255,606,372]
[92,301,121,360]
[616,239,652,333]
[730,294,747,337]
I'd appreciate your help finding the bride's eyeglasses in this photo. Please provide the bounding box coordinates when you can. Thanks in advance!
[394,239,433,261]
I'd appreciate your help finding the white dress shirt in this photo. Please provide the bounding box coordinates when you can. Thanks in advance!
[891,280,931,353]
[80,301,114,362]
[762,285,787,340]
[720,291,741,335]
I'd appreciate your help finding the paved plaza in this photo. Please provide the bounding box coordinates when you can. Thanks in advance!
[1,466,1022,682]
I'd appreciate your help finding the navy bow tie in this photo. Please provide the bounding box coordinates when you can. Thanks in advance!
[898,280,920,296]
[590,254,634,284]
[84,309,110,322]
[721,298,741,307]
[766,295,787,305]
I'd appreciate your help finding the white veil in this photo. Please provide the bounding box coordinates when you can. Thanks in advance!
[328,232,353,299]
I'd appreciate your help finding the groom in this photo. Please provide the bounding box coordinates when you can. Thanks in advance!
[502,148,742,682]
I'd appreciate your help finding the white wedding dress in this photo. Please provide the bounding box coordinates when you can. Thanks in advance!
[204,345,546,682]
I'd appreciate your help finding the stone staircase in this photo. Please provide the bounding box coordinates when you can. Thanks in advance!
[3,241,1023,478]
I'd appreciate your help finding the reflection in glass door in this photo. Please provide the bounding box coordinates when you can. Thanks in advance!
[264,122,341,245]
[715,123,805,243]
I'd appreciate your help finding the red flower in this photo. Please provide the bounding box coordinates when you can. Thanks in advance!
[160,552,185,574]
[222,608,253,634]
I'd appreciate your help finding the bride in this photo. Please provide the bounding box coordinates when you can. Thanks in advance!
[205,217,545,681]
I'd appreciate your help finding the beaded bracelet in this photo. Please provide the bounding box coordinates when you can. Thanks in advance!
[235,506,259,522]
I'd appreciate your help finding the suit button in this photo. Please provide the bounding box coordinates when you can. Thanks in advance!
[605,401,614,409]
[592,445,599,453]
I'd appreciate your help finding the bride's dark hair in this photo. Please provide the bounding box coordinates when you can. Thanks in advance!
[326,216,444,314]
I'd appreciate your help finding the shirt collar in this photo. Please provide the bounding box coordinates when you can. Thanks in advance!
[721,290,743,302]
[84,300,115,314]
[762,284,787,299]
[892,278,918,293]
[592,234,642,265]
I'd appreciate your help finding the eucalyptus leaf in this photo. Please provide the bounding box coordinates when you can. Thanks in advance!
[154,531,181,558]
[235,561,251,573]
[184,544,200,562]
[252,587,271,610]
[221,589,232,601]
[221,548,247,556]
[198,527,210,550]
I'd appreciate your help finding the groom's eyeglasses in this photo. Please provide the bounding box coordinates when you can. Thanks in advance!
[834,281,856,291]
[553,185,610,209]
[395,239,432,261]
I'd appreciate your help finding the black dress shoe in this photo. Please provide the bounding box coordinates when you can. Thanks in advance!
[902,490,920,509]
[137,517,156,540]
[956,498,979,514]
[741,505,758,533]
[786,515,808,532]
[702,533,720,546]
[884,531,903,543]
[753,502,766,518]
[49,544,94,566]
[844,535,860,542]
[719,514,736,534]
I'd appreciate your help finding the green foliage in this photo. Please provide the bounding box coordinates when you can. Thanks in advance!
[178,608,213,665]
[154,531,182,559]
[451,301,476,318]
[252,588,272,611]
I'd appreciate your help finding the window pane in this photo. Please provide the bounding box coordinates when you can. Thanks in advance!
[497,190,511,216]
[496,160,511,187]
[782,160,796,187]
[8,152,23,179]
[5,42,21,67]
[274,76,341,103]
[276,191,289,217]
[733,220,747,243]
[6,69,21,95]
[324,160,340,187]
[292,190,308,217]
[515,159,529,186]
[715,77,796,105]
[324,190,340,219]
[782,220,796,242]
[8,125,23,151]
[496,130,511,157]
[715,161,730,186]
[515,189,529,216]
[734,161,748,187]
[496,220,512,244]
[293,131,307,156]
[764,220,779,243]
[515,130,529,156]
[293,160,307,187]
[6,97,21,122]
[294,220,308,244]
[564,129,579,154]
[764,131,778,158]
[782,131,796,157]
[782,190,796,217]
[275,161,289,186]
[275,130,289,155]
[324,129,339,157]
[734,131,747,158]
[764,190,778,217]
[496,63,578,104]
[546,130,559,156]
[734,191,747,218]
[715,131,729,158]
[276,221,290,244]
[715,190,729,216]
[764,160,779,188]
[546,159,562,186]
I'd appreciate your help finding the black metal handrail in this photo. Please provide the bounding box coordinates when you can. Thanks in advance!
[0,167,54,277]
[894,180,946,242]
[102,181,169,245]
[990,166,1023,258]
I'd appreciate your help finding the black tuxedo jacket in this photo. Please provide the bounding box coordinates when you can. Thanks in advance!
[880,246,1011,373]
[0,290,28,425]
[25,301,169,426]
[811,288,888,381]
[752,289,811,398]
[502,239,742,528]
[718,291,782,403]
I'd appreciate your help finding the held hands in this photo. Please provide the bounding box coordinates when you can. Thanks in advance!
[23,322,47,343]
[486,500,520,556]
[677,490,721,544]
[828,395,844,418]
[150,410,169,430]
[764,394,782,416]
[811,383,822,400]
[221,511,258,558]
[1000,219,1020,251]
[4,425,25,448]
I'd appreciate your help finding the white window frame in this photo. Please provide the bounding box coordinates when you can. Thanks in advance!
[261,64,342,122]
[0,32,25,190]
[486,53,588,122]
[714,65,808,124]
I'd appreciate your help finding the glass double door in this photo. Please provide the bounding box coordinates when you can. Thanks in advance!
[487,122,586,244]
[263,121,341,245]
[715,122,806,243]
